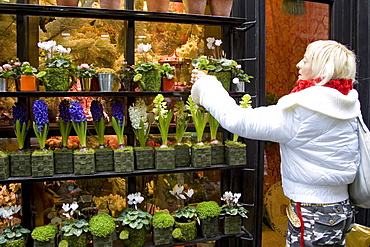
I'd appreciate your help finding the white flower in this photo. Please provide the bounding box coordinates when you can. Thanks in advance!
[129,98,148,130]
[137,43,152,53]
[185,188,194,198]
[215,39,223,46]
[37,40,56,51]
[233,193,241,203]
[127,192,144,205]
[233,77,240,84]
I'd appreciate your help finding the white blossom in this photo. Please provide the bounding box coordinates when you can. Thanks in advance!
[215,39,223,46]
[233,77,240,84]
[136,43,151,53]
[127,192,144,206]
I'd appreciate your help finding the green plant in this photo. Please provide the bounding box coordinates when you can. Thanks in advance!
[231,94,252,142]
[0,224,30,245]
[173,100,189,144]
[31,225,57,242]
[160,63,175,80]
[186,95,209,144]
[195,201,221,221]
[96,68,115,73]
[208,114,220,142]
[133,62,161,89]
[117,61,135,80]
[60,219,89,237]
[58,240,69,247]
[0,150,9,157]
[0,59,22,79]
[191,56,215,71]
[152,211,174,229]
[219,191,248,218]
[20,61,37,76]
[76,63,97,78]
[173,205,197,223]
[88,213,116,237]
[116,208,152,230]
[128,98,151,148]
[152,94,174,147]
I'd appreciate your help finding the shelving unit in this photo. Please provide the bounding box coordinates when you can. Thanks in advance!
[0,0,265,246]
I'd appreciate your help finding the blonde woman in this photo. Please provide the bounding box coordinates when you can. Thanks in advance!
[191,40,359,246]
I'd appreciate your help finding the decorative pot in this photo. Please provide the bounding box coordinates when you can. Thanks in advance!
[123,227,146,247]
[91,77,100,91]
[208,0,234,16]
[54,149,74,174]
[225,145,246,166]
[80,77,92,91]
[99,0,121,9]
[174,145,190,167]
[211,144,225,165]
[200,217,219,238]
[146,0,170,12]
[209,71,231,91]
[182,0,207,14]
[62,233,88,247]
[56,0,79,6]
[191,145,211,168]
[139,70,162,91]
[223,215,242,235]
[134,148,154,170]
[97,73,115,92]
[74,151,95,175]
[95,148,114,172]
[20,75,37,91]
[10,152,31,177]
[31,152,54,177]
[174,220,197,242]
[114,150,134,172]
[43,68,74,91]
[0,155,10,179]
[92,233,113,247]
[33,238,56,247]
[153,226,173,245]
[155,148,175,170]
[162,77,176,91]
[0,78,8,92]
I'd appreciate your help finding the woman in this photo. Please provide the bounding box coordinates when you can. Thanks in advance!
[191,40,360,246]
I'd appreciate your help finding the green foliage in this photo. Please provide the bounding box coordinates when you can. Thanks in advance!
[191,56,216,71]
[37,68,75,91]
[171,228,181,239]
[220,203,248,219]
[133,63,162,91]
[186,95,209,143]
[0,150,9,157]
[60,219,89,237]
[88,213,116,237]
[152,211,175,229]
[96,68,115,73]
[173,205,197,222]
[31,225,57,242]
[160,63,175,80]
[224,140,246,147]
[0,225,30,244]
[61,234,88,247]
[120,227,146,247]
[116,208,152,230]
[20,62,37,76]
[195,201,221,220]
[119,230,129,240]
[58,240,69,247]
[173,220,197,242]
[114,146,134,152]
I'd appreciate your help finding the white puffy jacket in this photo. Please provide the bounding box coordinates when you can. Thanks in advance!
[191,75,361,204]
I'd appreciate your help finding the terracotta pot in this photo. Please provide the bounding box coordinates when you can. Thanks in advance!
[99,0,121,9]
[208,0,234,16]
[182,0,207,14]
[162,77,175,91]
[20,75,37,91]
[146,0,170,12]
[56,0,79,6]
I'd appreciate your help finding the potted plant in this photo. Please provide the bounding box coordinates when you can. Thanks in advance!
[152,211,174,245]
[10,101,32,177]
[76,63,97,91]
[116,192,152,247]
[116,61,135,91]
[209,114,224,165]
[128,98,153,170]
[219,191,248,235]
[0,151,9,179]
[96,68,116,92]
[36,40,76,91]
[110,99,134,172]
[69,100,95,175]
[160,63,176,91]
[186,95,211,167]
[19,61,38,91]
[31,225,58,247]
[89,213,116,247]
[0,205,30,247]
[173,100,190,167]
[0,61,18,92]
[152,94,175,170]
[195,201,221,238]
[32,99,54,177]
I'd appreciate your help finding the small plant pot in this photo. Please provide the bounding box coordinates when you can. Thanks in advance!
[191,146,211,168]
[7,238,27,247]
[174,220,197,242]
[223,215,242,235]
[0,155,10,179]
[162,77,175,91]
[80,77,92,91]
[33,238,56,247]
[211,144,225,165]
[54,149,74,174]
[74,151,95,175]
[174,145,190,167]
[155,148,175,170]
[225,145,246,166]
[62,233,88,247]
[114,149,134,172]
[200,217,219,238]
[97,73,115,92]
[10,152,31,177]
[31,152,54,177]
[153,226,173,245]
[123,227,146,247]
[92,233,113,247]
[139,70,162,91]
[95,148,114,172]
[0,78,8,92]
[20,75,37,91]
[134,148,154,170]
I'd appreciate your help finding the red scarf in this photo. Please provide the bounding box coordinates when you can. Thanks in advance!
[290,78,353,95]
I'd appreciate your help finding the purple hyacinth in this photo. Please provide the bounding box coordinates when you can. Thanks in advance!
[59,99,71,123]
[12,101,28,125]
[90,100,104,122]
[32,99,49,132]
[111,100,124,126]
[69,100,87,122]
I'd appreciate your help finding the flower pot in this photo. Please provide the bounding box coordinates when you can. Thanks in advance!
[119,77,134,91]
[0,156,10,179]
[174,220,197,242]
[146,0,169,12]
[97,73,115,92]
[182,0,207,14]
[162,77,175,91]
[225,145,246,166]
[155,148,175,170]
[99,0,121,9]
[10,153,31,177]
[20,75,37,91]
[95,148,114,172]
[54,149,74,174]
[114,150,134,172]
[91,77,100,91]
[174,145,190,167]
[191,145,211,168]
[209,71,232,91]
[43,68,73,91]
[0,78,8,92]
[153,226,173,245]
[134,148,154,170]
[92,233,113,247]
[123,227,146,247]
[80,77,92,91]
[223,215,242,235]
[74,151,95,175]
[200,217,219,238]
[56,0,79,6]
[33,238,56,247]
[31,152,54,177]
[62,233,88,247]
[139,70,162,92]
[211,144,225,165]
[208,0,234,16]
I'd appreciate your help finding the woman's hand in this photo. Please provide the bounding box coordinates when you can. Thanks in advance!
[191,69,207,84]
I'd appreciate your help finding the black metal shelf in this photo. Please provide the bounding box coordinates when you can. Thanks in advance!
[0,3,248,27]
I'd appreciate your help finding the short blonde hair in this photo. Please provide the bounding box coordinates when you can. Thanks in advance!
[306,40,356,85]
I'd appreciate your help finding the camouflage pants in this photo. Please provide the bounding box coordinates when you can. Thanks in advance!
[286,200,355,247]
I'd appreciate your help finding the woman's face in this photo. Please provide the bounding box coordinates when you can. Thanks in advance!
[296,53,314,80]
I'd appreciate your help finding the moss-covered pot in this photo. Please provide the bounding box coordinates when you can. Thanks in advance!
[74,151,95,175]
[31,152,54,177]
[225,145,246,166]
[33,238,56,247]
[54,149,74,174]
[139,70,162,92]
[174,145,190,167]
[211,144,225,165]
[10,152,31,177]
[191,146,211,168]
[0,155,10,179]
[95,148,114,172]
[209,71,231,91]
[155,148,175,170]
[123,227,146,247]
[153,226,173,245]
[174,220,197,242]
[134,148,154,170]
[223,215,242,235]
[114,149,134,172]
[4,238,27,247]
[92,233,113,247]
[42,68,73,91]
[62,233,89,247]
[200,217,219,238]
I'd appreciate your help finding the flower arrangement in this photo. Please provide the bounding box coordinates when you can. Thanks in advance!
[59,202,89,241]
[219,191,248,218]
[76,63,97,78]
[186,95,209,145]
[37,40,72,69]
[90,100,106,148]
[206,37,224,59]
[111,99,125,149]
[58,99,72,149]
[12,101,30,152]
[20,61,37,76]
[32,99,49,151]
[152,94,174,147]
[174,100,189,145]
[68,100,88,151]
[229,94,251,143]
[0,59,22,80]
[128,98,151,148]
[170,184,197,222]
